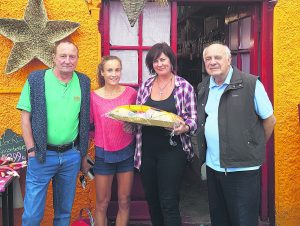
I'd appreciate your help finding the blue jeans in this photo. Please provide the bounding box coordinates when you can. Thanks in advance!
[22,148,81,226]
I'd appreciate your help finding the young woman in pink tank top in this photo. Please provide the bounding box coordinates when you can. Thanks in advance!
[89,56,137,226]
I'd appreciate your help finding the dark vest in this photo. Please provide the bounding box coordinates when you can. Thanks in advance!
[28,70,90,163]
[197,67,266,168]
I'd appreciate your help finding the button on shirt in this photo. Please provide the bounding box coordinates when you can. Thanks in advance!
[205,67,274,172]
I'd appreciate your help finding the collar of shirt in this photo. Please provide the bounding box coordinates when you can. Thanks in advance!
[209,66,233,89]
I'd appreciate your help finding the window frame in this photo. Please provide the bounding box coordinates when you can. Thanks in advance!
[101,1,177,87]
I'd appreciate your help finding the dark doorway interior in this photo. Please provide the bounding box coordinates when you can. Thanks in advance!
[177,4,227,90]
[176,4,229,224]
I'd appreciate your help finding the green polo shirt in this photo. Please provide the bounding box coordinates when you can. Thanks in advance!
[17,69,81,145]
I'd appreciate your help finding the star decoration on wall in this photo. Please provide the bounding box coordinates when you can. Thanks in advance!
[0,0,80,74]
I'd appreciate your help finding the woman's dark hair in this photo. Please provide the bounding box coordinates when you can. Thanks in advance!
[97,55,122,87]
[145,42,176,75]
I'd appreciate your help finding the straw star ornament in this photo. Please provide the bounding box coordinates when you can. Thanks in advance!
[0,0,80,74]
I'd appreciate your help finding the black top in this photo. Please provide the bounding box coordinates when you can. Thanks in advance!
[142,92,182,154]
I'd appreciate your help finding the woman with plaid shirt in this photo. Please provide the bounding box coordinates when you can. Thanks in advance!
[134,43,198,226]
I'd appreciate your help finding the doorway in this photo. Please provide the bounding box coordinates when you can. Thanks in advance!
[176,2,261,225]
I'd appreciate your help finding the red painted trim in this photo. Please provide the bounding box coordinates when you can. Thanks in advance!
[138,14,143,85]
[260,0,276,224]
[102,1,110,56]
[171,2,178,55]
[120,83,139,88]
[110,46,152,50]
[231,49,251,54]
[171,2,178,73]
[250,6,259,75]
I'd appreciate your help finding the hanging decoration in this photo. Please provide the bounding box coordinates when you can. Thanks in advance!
[120,0,168,27]
[120,0,147,27]
[0,0,80,74]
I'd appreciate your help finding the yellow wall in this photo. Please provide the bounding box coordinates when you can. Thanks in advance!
[274,0,300,225]
[0,0,100,224]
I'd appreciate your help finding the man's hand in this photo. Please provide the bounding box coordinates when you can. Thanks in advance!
[21,110,36,156]
[28,152,35,158]
[81,156,91,175]
[263,114,276,142]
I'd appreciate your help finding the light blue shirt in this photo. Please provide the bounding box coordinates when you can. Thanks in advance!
[205,67,274,172]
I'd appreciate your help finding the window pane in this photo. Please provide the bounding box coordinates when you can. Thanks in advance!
[110,1,138,46]
[240,17,251,49]
[142,51,153,82]
[241,53,250,73]
[143,2,171,46]
[231,54,237,67]
[229,21,238,50]
[110,50,138,84]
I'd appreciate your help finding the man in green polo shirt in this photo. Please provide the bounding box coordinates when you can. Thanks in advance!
[17,41,90,226]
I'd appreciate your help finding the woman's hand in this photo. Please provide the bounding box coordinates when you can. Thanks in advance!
[173,120,190,135]
[123,122,136,134]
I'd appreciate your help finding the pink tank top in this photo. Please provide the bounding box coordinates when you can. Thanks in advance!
[90,86,137,152]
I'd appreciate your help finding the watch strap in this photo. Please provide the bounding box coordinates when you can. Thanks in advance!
[27,146,36,153]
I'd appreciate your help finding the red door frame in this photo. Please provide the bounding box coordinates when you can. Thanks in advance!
[260,1,277,224]
[99,0,277,223]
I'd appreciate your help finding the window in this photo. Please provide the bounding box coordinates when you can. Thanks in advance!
[101,1,172,86]
[227,5,259,75]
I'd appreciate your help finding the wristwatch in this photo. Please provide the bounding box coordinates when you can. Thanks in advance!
[27,146,36,153]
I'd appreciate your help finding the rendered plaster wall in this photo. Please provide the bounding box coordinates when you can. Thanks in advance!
[273,0,300,225]
[0,0,101,225]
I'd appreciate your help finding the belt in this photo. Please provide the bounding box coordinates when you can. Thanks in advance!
[47,137,79,152]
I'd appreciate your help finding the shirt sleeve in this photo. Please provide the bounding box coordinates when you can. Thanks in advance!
[183,83,198,135]
[254,80,273,119]
[16,80,31,112]
[136,83,145,105]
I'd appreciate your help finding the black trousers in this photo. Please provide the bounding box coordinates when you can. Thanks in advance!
[140,145,186,226]
[206,166,261,226]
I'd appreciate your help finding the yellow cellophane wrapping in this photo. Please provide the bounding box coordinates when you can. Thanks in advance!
[108,105,182,128]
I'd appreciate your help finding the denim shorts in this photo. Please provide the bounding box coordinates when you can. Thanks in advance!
[93,155,134,175]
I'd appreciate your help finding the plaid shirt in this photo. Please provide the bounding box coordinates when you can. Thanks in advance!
[134,75,198,169]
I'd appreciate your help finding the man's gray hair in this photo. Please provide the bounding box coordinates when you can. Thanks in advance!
[203,42,231,59]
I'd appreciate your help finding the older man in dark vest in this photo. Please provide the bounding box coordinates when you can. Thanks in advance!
[197,43,276,226]
[17,41,90,226]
